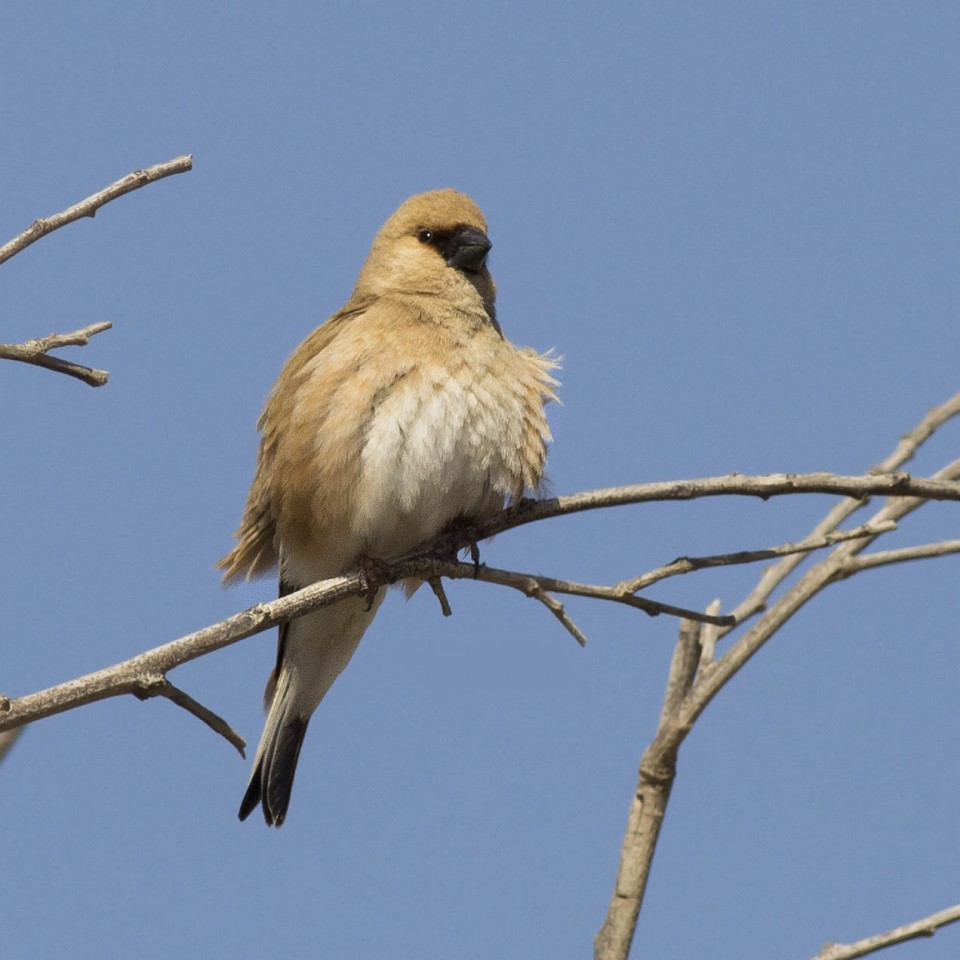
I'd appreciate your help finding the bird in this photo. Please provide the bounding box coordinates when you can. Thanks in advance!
[220,189,559,827]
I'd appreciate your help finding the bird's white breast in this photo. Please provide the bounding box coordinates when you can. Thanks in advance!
[353,360,524,558]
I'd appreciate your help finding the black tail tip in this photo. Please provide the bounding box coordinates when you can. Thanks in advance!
[238,770,262,823]
[238,715,309,828]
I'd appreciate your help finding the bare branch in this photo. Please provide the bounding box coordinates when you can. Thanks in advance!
[0,155,193,266]
[467,562,734,627]
[522,584,589,647]
[840,539,960,577]
[727,391,960,625]
[131,676,246,757]
[2,156,193,387]
[0,321,112,387]
[3,467,958,739]
[594,393,960,960]
[873,394,960,474]
[472,471,960,552]
[158,680,246,756]
[698,599,723,668]
[427,577,453,617]
[0,551,726,735]
[0,571,358,735]
[594,618,703,960]
[619,520,896,594]
[810,903,960,960]
[680,458,960,735]
[660,618,702,719]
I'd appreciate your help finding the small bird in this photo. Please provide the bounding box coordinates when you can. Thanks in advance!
[221,189,558,826]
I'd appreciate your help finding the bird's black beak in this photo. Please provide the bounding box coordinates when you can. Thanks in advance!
[445,226,492,274]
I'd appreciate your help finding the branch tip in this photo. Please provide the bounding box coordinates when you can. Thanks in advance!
[0,154,193,267]
[428,578,453,617]
[0,321,115,387]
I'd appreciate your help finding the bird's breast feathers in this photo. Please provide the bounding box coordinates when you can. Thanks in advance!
[281,305,557,565]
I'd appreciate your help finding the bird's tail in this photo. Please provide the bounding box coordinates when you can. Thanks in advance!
[238,669,308,827]
[238,592,385,826]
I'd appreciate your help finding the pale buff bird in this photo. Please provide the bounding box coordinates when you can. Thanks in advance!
[221,189,558,826]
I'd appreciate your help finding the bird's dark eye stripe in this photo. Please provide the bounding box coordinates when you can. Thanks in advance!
[417,228,458,254]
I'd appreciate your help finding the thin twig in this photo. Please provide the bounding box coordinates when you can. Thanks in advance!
[2,156,193,387]
[681,457,960,734]
[726,391,960,626]
[810,902,960,960]
[872,395,960,475]
[427,577,453,617]
[698,599,723,668]
[467,562,734,627]
[0,155,193,265]
[618,521,896,594]
[155,679,246,757]
[0,321,113,387]
[521,583,589,647]
[839,539,960,577]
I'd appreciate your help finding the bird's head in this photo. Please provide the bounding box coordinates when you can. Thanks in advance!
[355,189,497,322]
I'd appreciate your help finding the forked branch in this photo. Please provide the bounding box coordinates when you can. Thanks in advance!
[1,155,193,385]
[0,321,113,387]
[594,390,960,960]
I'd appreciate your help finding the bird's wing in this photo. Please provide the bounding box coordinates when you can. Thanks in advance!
[218,299,374,583]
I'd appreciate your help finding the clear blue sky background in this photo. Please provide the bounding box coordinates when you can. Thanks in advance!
[2,3,958,958]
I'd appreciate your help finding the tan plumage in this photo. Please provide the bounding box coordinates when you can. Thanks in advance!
[222,189,558,826]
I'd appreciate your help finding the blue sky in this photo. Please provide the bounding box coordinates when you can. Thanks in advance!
[2,2,958,958]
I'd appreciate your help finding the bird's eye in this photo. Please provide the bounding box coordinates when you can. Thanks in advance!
[417,229,433,244]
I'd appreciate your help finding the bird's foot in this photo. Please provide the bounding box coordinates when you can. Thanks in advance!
[438,517,483,577]
[356,555,390,610]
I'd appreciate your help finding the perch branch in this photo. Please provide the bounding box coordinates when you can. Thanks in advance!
[0,570,357,735]
[2,469,958,766]
[0,551,728,735]
[471,471,960,550]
